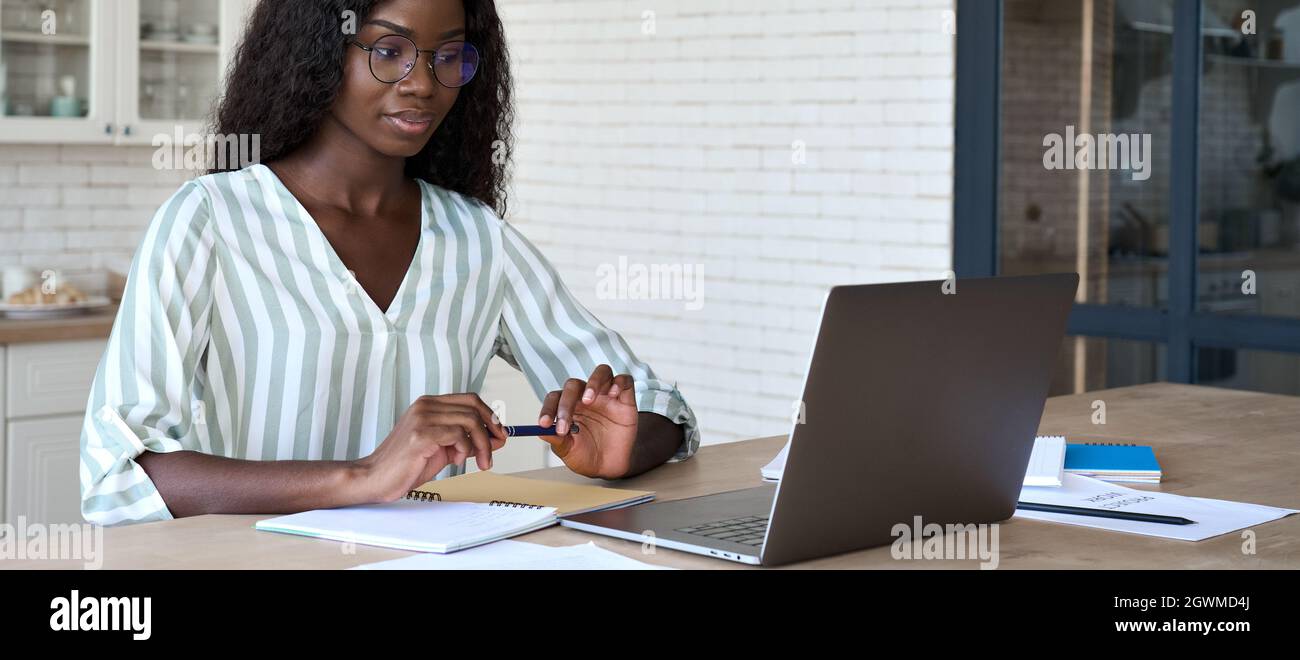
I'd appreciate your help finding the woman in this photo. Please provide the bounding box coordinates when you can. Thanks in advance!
[79,0,698,526]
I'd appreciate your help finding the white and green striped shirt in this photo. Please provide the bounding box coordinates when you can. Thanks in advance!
[80,163,699,526]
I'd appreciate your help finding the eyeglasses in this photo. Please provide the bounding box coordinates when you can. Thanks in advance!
[349,34,480,88]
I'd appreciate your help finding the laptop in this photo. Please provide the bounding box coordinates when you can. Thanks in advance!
[560,273,1078,566]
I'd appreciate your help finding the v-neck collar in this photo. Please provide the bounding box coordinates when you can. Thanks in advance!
[253,163,428,324]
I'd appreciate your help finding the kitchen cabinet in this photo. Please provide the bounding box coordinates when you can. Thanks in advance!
[2,338,103,525]
[6,336,104,416]
[6,414,82,525]
[0,0,255,144]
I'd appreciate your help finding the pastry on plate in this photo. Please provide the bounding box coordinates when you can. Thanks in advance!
[6,282,89,306]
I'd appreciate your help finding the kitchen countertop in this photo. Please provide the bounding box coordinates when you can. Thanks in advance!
[0,305,118,345]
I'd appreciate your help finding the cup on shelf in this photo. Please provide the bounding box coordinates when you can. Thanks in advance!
[182,22,219,45]
[50,74,82,117]
[152,22,180,42]
[2,266,36,300]
[50,96,80,117]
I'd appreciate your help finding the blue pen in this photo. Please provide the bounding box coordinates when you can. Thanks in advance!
[502,423,579,437]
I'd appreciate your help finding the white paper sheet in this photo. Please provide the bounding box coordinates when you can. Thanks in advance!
[255,500,557,553]
[350,540,672,570]
[760,441,789,481]
[1016,473,1298,541]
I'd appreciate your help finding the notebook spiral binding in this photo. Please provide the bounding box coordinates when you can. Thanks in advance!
[400,491,542,509]
[490,500,545,509]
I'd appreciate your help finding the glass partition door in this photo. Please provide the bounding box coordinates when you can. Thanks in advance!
[955,0,1300,396]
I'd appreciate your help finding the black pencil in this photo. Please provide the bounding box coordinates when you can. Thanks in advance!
[1016,501,1195,525]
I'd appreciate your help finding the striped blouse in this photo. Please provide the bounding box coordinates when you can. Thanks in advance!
[79,163,699,526]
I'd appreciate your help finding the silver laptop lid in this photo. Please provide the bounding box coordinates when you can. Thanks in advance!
[759,273,1077,565]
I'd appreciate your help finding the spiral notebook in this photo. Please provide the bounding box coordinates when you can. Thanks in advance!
[254,499,558,553]
[1064,442,1162,483]
[254,472,654,553]
[405,471,654,517]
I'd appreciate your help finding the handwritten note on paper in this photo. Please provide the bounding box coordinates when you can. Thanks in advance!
[1017,473,1298,541]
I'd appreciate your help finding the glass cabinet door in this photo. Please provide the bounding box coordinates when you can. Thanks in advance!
[115,0,245,144]
[0,0,115,141]
[0,0,250,143]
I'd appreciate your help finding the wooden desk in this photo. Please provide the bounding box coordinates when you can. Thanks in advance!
[4,383,1297,569]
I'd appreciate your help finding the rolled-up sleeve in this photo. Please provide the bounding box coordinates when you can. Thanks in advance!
[80,181,218,525]
[488,211,700,462]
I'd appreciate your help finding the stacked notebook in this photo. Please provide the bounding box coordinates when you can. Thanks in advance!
[1022,436,1163,485]
[254,471,654,553]
[1064,442,1163,483]
[1023,435,1067,486]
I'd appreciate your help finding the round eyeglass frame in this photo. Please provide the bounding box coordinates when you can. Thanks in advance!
[348,34,480,88]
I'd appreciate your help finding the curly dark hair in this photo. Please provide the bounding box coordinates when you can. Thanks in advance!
[207,0,514,218]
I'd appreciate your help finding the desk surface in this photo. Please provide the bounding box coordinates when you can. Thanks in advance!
[6,383,1298,569]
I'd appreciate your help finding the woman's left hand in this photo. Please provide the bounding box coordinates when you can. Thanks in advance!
[537,364,639,479]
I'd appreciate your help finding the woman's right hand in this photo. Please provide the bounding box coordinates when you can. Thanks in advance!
[352,394,508,503]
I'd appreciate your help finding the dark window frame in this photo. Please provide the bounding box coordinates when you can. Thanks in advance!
[954,0,1300,385]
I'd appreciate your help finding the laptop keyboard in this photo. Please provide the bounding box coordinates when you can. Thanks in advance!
[675,515,769,546]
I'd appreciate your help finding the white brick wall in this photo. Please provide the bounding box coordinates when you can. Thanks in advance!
[498,0,956,445]
[1,0,956,450]
[0,145,191,276]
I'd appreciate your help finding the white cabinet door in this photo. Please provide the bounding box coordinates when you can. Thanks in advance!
[113,0,257,146]
[0,0,256,144]
[6,415,83,525]
[6,339,104,418]
[0,0,118,142]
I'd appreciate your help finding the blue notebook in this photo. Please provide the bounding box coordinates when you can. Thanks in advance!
[1063,443,1162,483]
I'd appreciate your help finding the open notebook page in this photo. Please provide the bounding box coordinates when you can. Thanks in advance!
[255,500,557,553]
